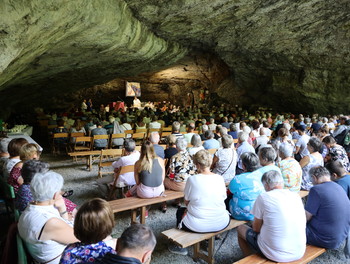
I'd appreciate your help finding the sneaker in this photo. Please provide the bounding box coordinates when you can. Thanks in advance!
[145,210,149,219]
[168,244,188,256]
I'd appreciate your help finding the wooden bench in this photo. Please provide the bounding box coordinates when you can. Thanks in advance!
[162,219,246,264]
[108,190,184,224]
[233,244,326,264]
[68,150,101,170]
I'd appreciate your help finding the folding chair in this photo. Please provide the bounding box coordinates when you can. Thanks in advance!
[135,128,147,133]
[51,133,69,155]
[109,133,125,148]
[69,132,85,151]
[92,134,109,150]
[124,130,134,138]
[98,149,123,178]
[132,132,146,145]
[108,165,135,200]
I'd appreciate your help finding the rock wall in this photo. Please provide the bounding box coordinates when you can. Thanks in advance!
[0,0,186,117]
[1,0,350,117]
[59,52,231,109]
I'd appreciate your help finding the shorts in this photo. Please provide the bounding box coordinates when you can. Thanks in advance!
[246,228,264,256]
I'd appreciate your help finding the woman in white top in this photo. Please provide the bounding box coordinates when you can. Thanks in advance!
[211,134,237,183]
[18,171,77,264]
[178,149,230,233]
[2,138,28,180]
[187,134,204,156]
[169,149,230,255]
[300,137,324,190]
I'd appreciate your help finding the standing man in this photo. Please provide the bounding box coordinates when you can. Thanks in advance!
[237,170,306,262]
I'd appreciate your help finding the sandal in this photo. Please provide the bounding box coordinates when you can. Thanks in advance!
[160,202,167,213]
[62,190,73,198]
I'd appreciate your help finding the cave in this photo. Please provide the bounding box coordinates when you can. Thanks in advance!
[1,0,350,119]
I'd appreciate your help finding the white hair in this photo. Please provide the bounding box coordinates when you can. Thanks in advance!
[202,125,208,132]
[149,132,160,144]
[243,126,251,134]
[30,171,63,202]
[279,142,294,158]
[262,170,284,189]
[238,132,249,142]
[0,137,11,153]
[283,123,291,131]
[176,137,188,151]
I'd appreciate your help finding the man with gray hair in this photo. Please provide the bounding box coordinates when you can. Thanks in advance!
[171,121,183,139]
[96,224,156,264]
[149,132,164,159]
[96,139,140,197]
[305,166,350,249]
[237,170,306,262]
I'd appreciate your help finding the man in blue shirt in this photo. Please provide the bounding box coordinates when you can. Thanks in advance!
[326,160,350,199]
[202,130,220,150]
[305,166,350,249]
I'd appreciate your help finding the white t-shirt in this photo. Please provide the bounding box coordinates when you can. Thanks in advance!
[182,173,230,232]
[252,189,306,262]
[296,134,310,158]
[112,151,140,186]
[213,148,237,183]
[18,205,69,264]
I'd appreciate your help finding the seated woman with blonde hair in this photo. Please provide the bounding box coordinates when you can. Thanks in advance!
[126,140,165,198]
[60,198,116,263]
[8,143,40,193]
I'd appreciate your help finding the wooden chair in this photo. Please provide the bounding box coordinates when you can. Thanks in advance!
[108,165,135,200]
[148,128,161,138]
[109,133,125,148]
[162,126,172,132]
[69,132,85,151]
[132,132,146,145]
[135,128,147,133]
[124,130,134,138]
[98,149,123,178]
[92,134,109,150]
[160,131,172,138]
[207,148,217,155]
[52,133,69,154]
[73,136,92,151]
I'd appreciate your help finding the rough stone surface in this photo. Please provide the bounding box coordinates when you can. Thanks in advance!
[1,0,350,116]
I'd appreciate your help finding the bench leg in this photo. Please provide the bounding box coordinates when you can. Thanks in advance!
[140,206,146,224]
[131,210,138,224]
[193,237,215,264]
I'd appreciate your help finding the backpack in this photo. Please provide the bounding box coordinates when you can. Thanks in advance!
[334,128,349,146]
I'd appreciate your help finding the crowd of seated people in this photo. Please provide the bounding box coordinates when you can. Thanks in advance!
[2,102,350,262]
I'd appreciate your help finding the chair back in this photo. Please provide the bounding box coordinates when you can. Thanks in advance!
[207,148,217,155]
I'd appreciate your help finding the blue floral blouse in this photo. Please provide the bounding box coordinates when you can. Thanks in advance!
[59,241,116,263]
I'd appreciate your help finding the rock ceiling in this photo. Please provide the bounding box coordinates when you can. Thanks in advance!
[1,0,350,117]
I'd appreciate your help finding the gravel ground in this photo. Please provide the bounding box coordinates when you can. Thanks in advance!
[42,153,349,264]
